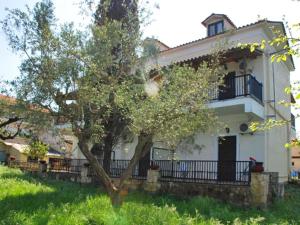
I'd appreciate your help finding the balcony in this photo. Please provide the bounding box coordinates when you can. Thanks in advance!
[208,74,264,119]
[210,74,263,103]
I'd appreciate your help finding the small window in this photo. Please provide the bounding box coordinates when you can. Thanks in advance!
[208,21,224,37]
[208,25,215,36]
[216,22,223,33]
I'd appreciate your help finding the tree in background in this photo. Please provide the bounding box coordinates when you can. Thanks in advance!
[24,140,49,160]
[1,0,223,205]
[90,0,139,173]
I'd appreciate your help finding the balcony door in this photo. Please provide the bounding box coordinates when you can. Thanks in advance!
[218,136,236,181]
[219,72,236,100]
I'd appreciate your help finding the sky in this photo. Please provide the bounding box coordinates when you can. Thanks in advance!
[0,0,300,129]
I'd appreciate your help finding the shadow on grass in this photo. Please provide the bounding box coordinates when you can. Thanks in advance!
[1,167,300,224]
[0,167,102,220]
[124,188,300,224]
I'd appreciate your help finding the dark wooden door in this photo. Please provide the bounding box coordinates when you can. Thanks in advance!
[219,72,236,100]
[138,151,151,177]
[218,136,236,181]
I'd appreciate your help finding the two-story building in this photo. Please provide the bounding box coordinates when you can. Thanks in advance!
[69,14,295,187]
[110,14,295,184]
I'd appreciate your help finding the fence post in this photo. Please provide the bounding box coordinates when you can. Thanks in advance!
[250,172,270,208]
[144,168,161,193]
[80,164,91,184]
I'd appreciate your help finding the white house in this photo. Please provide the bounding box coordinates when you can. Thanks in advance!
[70,14,295,185]
[111,13,295,183]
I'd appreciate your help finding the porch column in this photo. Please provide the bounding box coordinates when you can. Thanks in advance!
[144,169,161,192]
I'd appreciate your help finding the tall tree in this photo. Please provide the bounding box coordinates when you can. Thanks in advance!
[1,0,223,205]
[91,0,139,173]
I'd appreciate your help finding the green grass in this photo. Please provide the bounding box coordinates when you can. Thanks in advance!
[0,166,300,225]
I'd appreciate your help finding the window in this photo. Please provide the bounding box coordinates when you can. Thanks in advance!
[208,21,224,37]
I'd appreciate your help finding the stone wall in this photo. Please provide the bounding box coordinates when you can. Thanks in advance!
[34,165,280,208]
[159,182,252,207]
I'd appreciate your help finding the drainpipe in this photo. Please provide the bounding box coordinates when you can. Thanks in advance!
[262,53,270,171]
[271,62,277,119]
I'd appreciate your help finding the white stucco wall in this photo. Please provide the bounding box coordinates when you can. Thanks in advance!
[110,113,265,165]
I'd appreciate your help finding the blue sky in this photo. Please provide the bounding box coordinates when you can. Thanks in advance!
[1,0,299,130]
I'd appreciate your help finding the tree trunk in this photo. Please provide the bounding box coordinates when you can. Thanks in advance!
[102,134,113,173]
[107,133,153,207]
[118,133,153,190]
[78,137,117,196]
[78,133,153,207]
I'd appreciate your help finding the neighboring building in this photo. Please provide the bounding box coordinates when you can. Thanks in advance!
[0,94,67,163]
[291,146,300,172]
[0,137,63,163]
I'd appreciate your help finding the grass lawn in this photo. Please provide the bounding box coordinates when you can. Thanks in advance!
[0,166,300,225]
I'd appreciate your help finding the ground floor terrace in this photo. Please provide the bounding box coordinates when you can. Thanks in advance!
[8,158,280,208]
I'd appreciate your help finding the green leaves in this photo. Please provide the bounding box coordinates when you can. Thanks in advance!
[24,140,49,159]
[1,0,223,151]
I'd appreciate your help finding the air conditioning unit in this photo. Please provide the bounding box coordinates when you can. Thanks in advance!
[239,123,254,135]
[239,123,248,132]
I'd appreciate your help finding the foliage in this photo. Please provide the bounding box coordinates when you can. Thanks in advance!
[1,0,223,200]
[116,64,222,146]
[238,25,300,63]
[1,166,300,225]
[239,19,299,141]
[24,140,49,159]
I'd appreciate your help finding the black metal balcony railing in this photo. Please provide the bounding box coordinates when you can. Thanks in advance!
[210,74,263,103]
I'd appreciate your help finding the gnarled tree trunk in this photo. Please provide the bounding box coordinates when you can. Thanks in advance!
[78,132,153,207]
[111,133,153,206]
[78,137,117,196]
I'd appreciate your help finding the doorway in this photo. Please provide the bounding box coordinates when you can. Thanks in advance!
[219,72,236,100]
[218,136,237,181]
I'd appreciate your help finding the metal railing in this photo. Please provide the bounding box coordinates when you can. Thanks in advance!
[9,161,39,172]
[210,74,263,103]
[48,158,88,173]
[10,158,251,185]
[87,159,147,180]
[48,158,251,185]
[151,160,251,185]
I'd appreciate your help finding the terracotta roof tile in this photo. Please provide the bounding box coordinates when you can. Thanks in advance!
[159,19,269,54]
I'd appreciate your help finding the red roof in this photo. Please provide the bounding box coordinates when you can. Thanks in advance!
[0,94,49,113]
[157,19,295,70]
[0,94,16,104]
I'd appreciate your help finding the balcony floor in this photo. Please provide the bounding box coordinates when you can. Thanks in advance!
[209,96,264,119]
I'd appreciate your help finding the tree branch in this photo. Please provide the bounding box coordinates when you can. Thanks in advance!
[0,118,22,140]
[0,117,21,128]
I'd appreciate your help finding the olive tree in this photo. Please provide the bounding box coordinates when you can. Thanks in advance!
[1,0,223,205]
